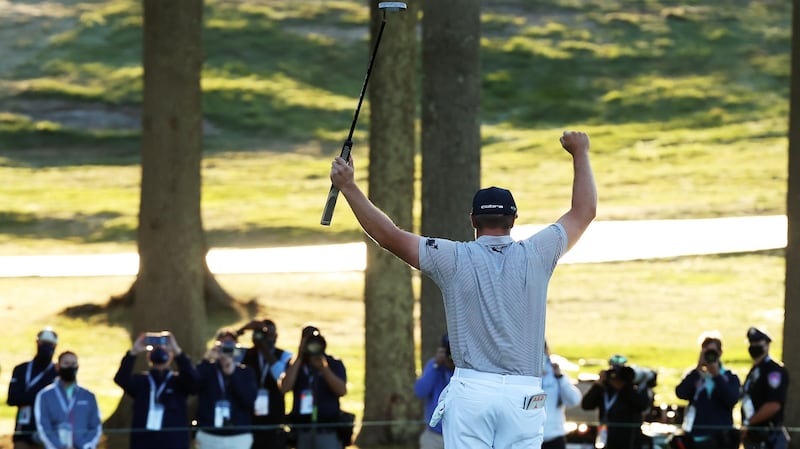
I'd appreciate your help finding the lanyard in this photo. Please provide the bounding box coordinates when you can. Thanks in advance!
[216,367,227,399]
[25,362,53,391]
[54,383,78,416]
[603,391,619,413]
[258,353,270,385]
[147,371,173,406]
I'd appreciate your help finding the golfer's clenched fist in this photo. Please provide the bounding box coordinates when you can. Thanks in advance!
[560,130,590,156]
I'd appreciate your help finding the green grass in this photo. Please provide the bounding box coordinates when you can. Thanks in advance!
[0,0,792,446]
[0,252,785,444]
[0,0,790,253]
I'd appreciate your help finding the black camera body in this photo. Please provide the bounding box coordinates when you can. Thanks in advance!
[703,348,720,364]
[605,365,635,385]
[304,333,326,357]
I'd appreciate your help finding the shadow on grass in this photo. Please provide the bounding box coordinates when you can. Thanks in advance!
[0,211,362,248]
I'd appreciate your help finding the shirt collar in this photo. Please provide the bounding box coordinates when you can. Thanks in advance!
[476,235,514,245]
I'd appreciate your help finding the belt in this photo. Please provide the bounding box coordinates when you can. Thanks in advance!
[453,368,542,386]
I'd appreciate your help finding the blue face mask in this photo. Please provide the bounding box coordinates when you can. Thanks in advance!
[149,347,170,365]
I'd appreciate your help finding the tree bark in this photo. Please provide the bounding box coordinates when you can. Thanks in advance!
[420,0,482,364]
[356,0,419,445]
[104,2,213,447]
[782,1,800,447]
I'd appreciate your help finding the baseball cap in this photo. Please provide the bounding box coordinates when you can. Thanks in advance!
[37,327,58,344]
[747,326,771,343]
[471,187,517,216]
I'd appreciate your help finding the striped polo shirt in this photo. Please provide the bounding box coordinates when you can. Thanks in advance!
[419,223,567,377]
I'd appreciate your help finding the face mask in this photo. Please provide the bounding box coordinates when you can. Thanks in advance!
[748,344,766,359]
[149,347,170,365]
[35,344,55,361]
[58,366,78,382]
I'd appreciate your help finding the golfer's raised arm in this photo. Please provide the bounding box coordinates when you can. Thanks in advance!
[556,131,597,251]
[330,156,421,269]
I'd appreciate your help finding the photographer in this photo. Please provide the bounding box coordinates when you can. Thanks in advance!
[239,319,293,449]
[279,326,347,449]
[581,355,650,449]
[195,330,258,449]
[114,331,198,449]
[675,331,741,449]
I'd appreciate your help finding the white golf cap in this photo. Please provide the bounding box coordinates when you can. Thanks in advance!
[37,327,58,344]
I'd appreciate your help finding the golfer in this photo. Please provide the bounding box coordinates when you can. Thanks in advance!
[329,130,597,449]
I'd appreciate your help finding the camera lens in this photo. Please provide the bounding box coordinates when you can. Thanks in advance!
[703,349,720,364]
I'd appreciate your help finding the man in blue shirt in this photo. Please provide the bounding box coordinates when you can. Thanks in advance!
[34,351,102,449]
[414,334,454,449]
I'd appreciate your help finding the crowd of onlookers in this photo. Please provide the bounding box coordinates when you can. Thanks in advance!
[5,324,789,449]
[6,321,348,449]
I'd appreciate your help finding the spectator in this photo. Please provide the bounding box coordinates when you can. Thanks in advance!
[541,342,582,449]
[741,327,789,449]
[7,327,59,449]
[414,334,455,449]
[581,355,650,449]
[239,319,293,449]
[114,331,199,449]
[34,350,102,449]
[195,330,258,449]
[280,326,347,449]
[675,331,741,449]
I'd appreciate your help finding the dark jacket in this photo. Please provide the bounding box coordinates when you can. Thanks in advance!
[114,351,199,449]
[582,382,650,449]
[195,360,258,435]
[289,356,347,426]
[676,368,741,438]
[7,359,57,443]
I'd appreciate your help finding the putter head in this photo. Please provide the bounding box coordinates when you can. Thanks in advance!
[378,2,407,12]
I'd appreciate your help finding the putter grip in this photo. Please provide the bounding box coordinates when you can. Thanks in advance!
[320,186,340,226]
[320,142,353,226]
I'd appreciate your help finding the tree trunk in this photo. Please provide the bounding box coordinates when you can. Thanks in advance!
[356,0,419,445]
[419,0,482,364]
[104,2,210,447]
[782,1,800,447]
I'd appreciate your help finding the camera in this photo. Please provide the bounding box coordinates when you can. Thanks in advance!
[217,341,245,363]
[604,365,635,384]
[703,348,720,364]
[144,331,169,348]
[304,332,326,357]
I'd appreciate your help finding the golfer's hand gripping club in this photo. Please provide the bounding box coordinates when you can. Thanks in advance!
[320,141,353,226]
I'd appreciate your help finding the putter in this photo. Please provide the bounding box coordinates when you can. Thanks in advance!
[320,1,408,226]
